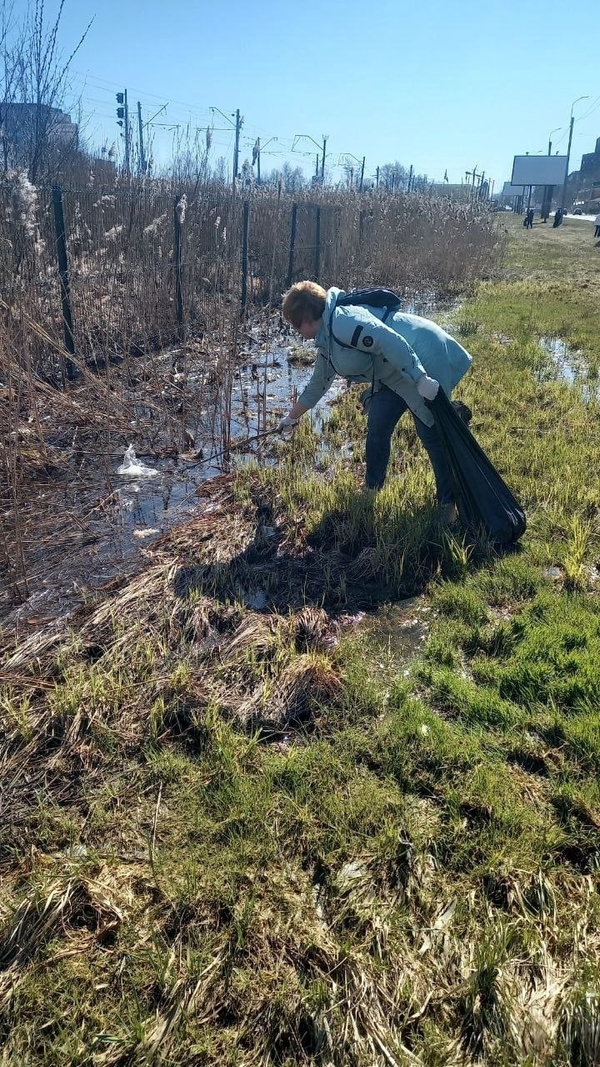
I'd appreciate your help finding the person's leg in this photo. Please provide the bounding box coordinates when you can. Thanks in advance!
[413,413,455,505]
[365,386,408,489]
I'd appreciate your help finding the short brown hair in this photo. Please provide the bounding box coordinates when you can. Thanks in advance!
[281,280,327,328]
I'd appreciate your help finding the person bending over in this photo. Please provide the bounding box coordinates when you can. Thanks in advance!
[278,281,473,525]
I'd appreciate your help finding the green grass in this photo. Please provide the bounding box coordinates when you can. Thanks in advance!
[1,215,600,1065]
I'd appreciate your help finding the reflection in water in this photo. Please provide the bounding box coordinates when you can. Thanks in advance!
[2,336,338,627]
[539,335,599,400]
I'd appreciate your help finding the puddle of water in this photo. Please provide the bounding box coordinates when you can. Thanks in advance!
[355,598,431,682]
[539,335,599,400]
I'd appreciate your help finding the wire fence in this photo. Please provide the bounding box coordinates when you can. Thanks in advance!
[0,174,502,381]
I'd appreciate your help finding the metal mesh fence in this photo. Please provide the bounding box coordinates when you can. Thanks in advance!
[0,177,502,379]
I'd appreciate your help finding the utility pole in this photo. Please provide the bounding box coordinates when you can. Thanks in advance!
[542,127,561,220]
[253,136,276,185]
[116,90,130,175]
[466,166,484,198]
[292,134,328,184]
[253,139,260,185]
[560,96,589,210]
[561,115,575,210]
[376,166,379,189]
[233,108,243,185]
[210,107,243,187]
[339,152,366,191]
[321,135,328,181]
[137,101,146,174]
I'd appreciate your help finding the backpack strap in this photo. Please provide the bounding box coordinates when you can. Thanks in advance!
[326,298,382,398]
[328,296,394,357]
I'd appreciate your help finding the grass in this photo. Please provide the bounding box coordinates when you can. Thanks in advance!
[1,213,600,1065]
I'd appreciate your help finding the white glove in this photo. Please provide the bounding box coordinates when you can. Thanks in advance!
[416,374,440,401]
[276,414,299,433]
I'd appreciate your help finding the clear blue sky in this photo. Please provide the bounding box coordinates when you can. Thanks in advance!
[18,0,600,190]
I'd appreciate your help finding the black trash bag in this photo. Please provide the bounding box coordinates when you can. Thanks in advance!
[428,389,526,545]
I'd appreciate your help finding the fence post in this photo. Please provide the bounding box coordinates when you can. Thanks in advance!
[241,199,250,314]
[286,202,297,288]
[314,205,321,280]
[173,194,185,342]
[51,184,76,381]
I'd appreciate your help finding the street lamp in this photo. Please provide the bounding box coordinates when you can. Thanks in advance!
[560,96,589,210]
[548,127,562,156]
[537,128,563,221]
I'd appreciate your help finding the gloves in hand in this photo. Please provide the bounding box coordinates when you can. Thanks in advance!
[416,374,440,401]
[276,414,299,433]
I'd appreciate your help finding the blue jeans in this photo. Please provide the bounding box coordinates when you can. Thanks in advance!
[365,385,454,503]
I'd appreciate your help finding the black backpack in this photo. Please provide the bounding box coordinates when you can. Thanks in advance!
[335,287,402,319]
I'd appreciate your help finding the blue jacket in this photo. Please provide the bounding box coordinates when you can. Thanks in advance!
[298,287,472,427]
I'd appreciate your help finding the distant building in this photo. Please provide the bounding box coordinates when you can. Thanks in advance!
[0,102,78,163]
[560,134,600,206]
[578,137,600,185]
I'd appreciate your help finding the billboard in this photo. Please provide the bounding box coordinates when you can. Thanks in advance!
[511,155,567,186]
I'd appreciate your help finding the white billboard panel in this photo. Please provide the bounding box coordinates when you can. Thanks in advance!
[511,156,567,186]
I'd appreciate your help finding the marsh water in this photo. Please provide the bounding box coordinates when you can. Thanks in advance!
[2,293,513,631]
[2,327,346,630]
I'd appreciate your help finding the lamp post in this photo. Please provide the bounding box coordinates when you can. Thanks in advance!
[548,127,562,156]
[539,128,563,220]
[560,96,589,210]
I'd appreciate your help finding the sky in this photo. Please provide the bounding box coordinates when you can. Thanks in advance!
[13,0,600,190]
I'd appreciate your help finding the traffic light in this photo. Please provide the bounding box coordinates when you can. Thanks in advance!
[116,92,124,104]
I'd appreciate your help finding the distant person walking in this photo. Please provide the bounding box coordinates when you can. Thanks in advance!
[523,208,534,229]
[553,208,564,228]
[594,212,600,238]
